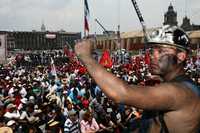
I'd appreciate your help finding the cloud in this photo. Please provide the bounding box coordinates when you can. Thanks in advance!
[0,0,77,31]
[0,0,199,34]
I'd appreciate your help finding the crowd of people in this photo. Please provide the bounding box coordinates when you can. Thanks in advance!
[0,46,199,133]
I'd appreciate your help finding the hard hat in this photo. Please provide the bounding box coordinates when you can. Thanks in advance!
[148,25,190,51]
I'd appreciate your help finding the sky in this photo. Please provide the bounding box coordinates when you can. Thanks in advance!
[0,0,199,35]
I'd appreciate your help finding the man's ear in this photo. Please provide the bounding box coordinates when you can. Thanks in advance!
[177,51,187,62]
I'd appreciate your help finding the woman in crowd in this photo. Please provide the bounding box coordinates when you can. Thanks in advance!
[80,111,99,133]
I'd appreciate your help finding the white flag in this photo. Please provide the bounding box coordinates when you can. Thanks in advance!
[50,57,57,79]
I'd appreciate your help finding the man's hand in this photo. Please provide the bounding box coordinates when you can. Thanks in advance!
[75,39,94,60]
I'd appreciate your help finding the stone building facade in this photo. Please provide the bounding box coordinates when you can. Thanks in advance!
[163,3,178,26]
[94,3,200,52]
[0,30,81,51]
[181,16,200,31]
[94,28,200,52]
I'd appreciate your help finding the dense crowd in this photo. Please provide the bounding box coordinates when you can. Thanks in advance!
[0,50,199,133]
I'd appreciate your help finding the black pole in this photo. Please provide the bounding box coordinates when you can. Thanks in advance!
[84,0,86,37]
[95,19,111,35]
[95,18,123,64]
[131,0,149,51]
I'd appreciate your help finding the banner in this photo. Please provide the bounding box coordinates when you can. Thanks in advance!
[0,34,7,64]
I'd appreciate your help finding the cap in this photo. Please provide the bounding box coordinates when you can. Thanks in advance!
[29,96,35,100]
[5,76,10,80]
[6,103,16,109]
[49,121,59,127]
[68,109,77,116]
[7,120,16,126]
[4,99,13,105]
[148,25,190,51]
[47,119,60,127]
[20,98,28,104]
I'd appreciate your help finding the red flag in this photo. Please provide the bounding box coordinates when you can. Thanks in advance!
[78,65,87,74]
[99,50,113,68]
[63,46,69,56]
[84,17,89,32]
[135,56,140,65]
[144,50,151,65]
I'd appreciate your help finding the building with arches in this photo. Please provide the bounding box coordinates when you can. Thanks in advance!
[94,3,200,52]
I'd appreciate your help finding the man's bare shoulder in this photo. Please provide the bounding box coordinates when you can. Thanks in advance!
[157,82,200,98]
[123,81,200,110]
[147,82,200,133]
[161,82,200,133]
[154,82,200,109]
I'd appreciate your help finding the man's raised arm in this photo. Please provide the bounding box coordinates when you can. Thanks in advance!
[75,40,180,111]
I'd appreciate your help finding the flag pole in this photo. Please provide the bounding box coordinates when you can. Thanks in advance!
[131,0,149,51]
[84,0,90,38]
[84,0,86,37]
[95,18,121,49]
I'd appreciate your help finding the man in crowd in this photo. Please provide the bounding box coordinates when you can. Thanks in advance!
[64,109,80,133]
[75,25,200,132]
